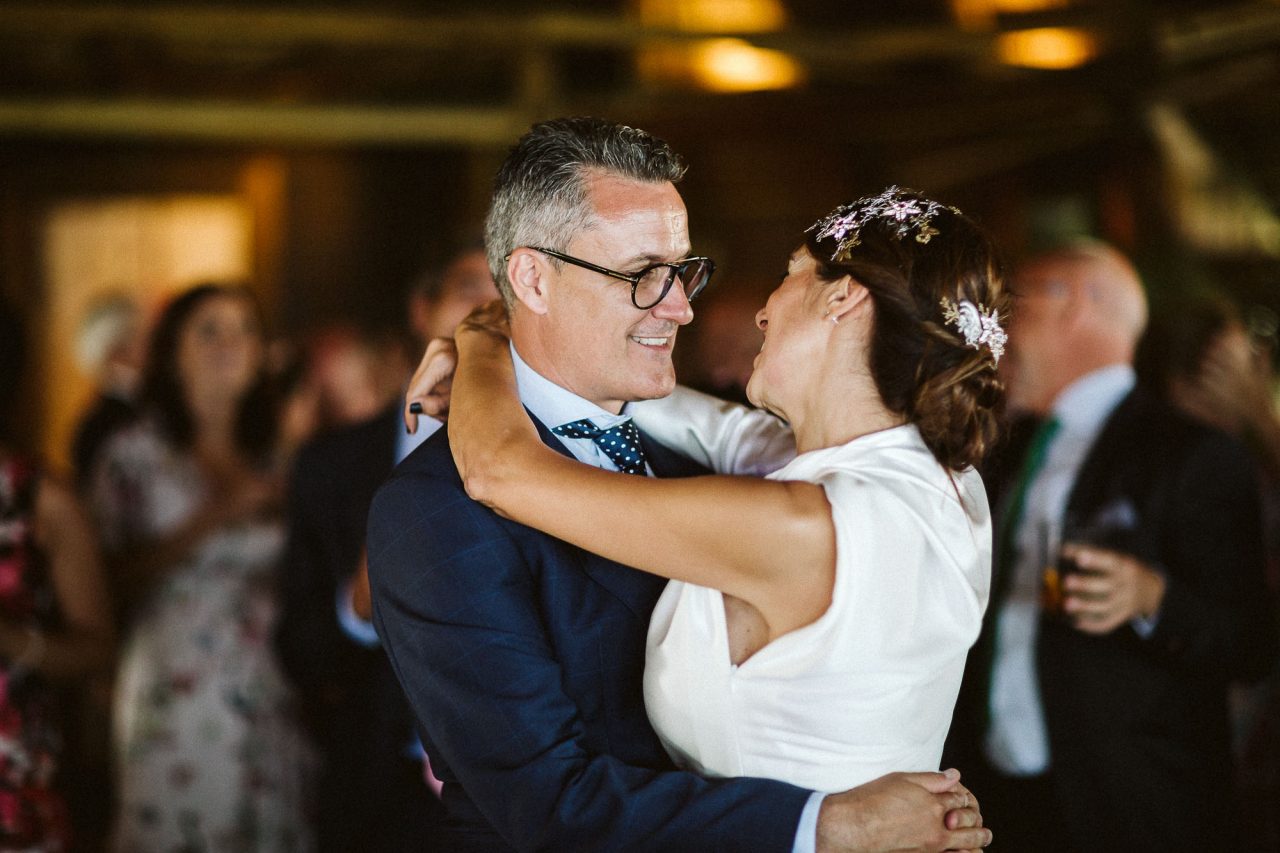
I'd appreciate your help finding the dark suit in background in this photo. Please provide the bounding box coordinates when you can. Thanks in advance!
[367,418,809,852]
[276,403,443,851]
[949,388,1276,852]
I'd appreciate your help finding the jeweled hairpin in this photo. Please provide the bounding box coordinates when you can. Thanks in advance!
[809,186,960,261]
[941,297,1006,364]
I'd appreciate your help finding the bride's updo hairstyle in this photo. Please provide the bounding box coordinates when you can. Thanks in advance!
[805,187,1009,472]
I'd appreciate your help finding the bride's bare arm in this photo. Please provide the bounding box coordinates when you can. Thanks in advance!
[449,312,836,636]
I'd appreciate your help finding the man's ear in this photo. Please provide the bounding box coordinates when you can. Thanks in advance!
[826,275,870,324]
[507,248,552,315]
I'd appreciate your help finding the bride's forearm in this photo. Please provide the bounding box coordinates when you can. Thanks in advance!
[448,328,533,504]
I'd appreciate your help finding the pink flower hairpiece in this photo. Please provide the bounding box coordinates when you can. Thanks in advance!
[809,186,961,261]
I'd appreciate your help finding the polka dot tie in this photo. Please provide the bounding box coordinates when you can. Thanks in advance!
[551,418,649,476]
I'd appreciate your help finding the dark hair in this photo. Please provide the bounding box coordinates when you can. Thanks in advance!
[0,299,28,445]
[1134,289,1240,400]
[138,283,277,462]
[484,116,687,305]
[805,188,1008,471]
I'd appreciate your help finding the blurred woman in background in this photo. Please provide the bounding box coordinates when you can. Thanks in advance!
[0,300,115,851]
[90,284,314,852]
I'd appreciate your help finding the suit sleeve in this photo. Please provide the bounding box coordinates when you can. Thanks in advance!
[367,470,809,853]
[629,385,795,477]
[1148,433,1277,681]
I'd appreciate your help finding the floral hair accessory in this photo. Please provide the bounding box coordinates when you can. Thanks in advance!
[809,186,962,262]
[941,297,1006,364]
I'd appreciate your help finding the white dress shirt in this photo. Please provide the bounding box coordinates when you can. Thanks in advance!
[984,364,1135,776]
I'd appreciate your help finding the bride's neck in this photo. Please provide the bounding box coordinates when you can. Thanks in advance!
[788,373,904,455]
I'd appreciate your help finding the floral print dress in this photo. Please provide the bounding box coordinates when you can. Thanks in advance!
[91,423,315,852]
[0,455,73,852]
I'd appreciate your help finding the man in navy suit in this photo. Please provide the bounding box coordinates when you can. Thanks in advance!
[946,242,1276,852]
[368,117,991,852]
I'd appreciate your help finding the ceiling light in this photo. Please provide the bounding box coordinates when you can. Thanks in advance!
[634,0,787,33]
[638,38,804,92]
[950,0,1070,30]
[997,27,1098,69]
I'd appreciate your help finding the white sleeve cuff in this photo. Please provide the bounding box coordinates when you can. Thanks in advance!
[791,791,825,853]
[335,578,382,648]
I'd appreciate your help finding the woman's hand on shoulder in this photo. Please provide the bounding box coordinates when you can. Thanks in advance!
[404,300,511,433]
[404,337,459,432]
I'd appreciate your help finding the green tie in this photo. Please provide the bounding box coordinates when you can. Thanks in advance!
[974,416,1062,738]
[996,416,1062,585]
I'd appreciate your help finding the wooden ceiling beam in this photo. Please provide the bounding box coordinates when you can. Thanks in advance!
[0,3,995,68]
[0,98,530,146]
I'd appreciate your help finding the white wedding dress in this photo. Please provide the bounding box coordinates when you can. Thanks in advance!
[632,387,991,792]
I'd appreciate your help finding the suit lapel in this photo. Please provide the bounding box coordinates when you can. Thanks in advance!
[529,412,667,619]
[1065,390,1139,524]
[639,430,712,479]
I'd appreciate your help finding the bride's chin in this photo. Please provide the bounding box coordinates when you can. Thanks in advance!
[745,374,764,410]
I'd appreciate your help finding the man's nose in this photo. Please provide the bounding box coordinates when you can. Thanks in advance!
[651,277,694,324]
[755,308,768,331]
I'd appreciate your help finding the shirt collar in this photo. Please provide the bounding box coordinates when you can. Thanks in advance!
[1050,363,1135,434]
[510,343,631,432]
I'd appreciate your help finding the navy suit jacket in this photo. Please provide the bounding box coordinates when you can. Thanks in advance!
[367,414,809,852]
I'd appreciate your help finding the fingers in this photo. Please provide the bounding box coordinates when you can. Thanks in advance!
[904,767,961,793]
[1059,543,1122,574]
[1062,570,1115,598]
[945,782,981,830]
[457,299,511,339]
[945,805,981,829]
[945,827,993,850]
[404,338,460,432]
[405,401,422,434]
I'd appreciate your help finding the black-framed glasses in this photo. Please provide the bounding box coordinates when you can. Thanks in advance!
[525,246,716,310]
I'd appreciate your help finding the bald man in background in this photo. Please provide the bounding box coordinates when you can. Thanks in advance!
[945,242,1276,852]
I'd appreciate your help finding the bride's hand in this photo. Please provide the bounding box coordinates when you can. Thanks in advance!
[444,301,528,505]
[455,299,511,342]
[403,300,511,433]
[404,337,458,432]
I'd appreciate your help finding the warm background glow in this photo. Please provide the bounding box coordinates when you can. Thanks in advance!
[950,0,1071,29]
[638,38,805,92]
[997,27,1098,69]
[634,0,788,32]
[41,197,252,467]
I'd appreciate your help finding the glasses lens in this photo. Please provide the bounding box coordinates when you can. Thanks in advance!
[633,259,715,309]
[678,258,714,301]
[633,265,674,309]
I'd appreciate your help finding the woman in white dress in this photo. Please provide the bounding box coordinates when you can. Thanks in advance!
[436,187,1007,794]
[91,284,315,851]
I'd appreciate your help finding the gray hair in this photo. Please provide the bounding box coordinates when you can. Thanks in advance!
[484,117,687,306]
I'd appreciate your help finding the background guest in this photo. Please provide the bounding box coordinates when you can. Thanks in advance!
[89,283,315,852]
[70,293,146,491]
[274,243,494,852]
[946,241,1276,852]
[0,300,116,851]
